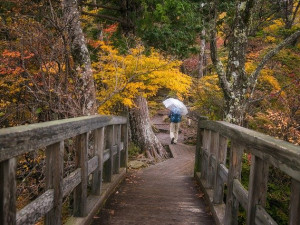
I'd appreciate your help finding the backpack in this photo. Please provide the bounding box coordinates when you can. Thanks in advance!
[170,110,181,123]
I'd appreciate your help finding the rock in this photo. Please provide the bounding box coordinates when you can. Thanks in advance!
[128,160,146,169]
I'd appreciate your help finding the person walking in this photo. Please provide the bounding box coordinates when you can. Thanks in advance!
[169,108,182,144]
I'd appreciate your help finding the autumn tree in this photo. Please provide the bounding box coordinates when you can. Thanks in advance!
[207,0,300,125]
[93,42,191,159]
[80,0,199,160]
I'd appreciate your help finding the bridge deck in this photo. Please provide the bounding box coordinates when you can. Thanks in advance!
[91,142,215,225]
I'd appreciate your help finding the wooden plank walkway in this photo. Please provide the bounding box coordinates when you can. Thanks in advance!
[91,143,215,225]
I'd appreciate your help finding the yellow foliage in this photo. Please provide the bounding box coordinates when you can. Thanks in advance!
[245,62,256,74]
[93,42,191,113]
[219,12,226,20]
[257,69,286,98]
[263,19,284,33]
[41,62,63,74]
[192,75,224,120]
[265,36,276,43]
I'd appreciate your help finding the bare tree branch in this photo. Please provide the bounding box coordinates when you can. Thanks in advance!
[291,0,300,26]
[81,11,129,27]
[80,2,120,11]
[209,0,231,99]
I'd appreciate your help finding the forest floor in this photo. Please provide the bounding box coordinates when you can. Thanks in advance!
[91,110,215,225]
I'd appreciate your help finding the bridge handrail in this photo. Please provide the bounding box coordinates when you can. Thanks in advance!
[0,115,128,225]
[0,115,127,162]
[194,119,300,225]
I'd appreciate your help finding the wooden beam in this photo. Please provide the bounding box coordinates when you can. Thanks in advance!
[0,158,16,225]
[255,205,278,225]
[91,127,105,195]
[247,156,269,225]
[224,141,244,225]
[233,179,248,210]
[16,190,54,225]
[115,125,121,174]
[0,115,127,162]
[73,133,88,217]
[17,156,101,224]
[213,135,228,204]
[195,128,203,174]
[195,117,207,175]
[198,120,300,181]
[201,129,211,180]
[121,123,128,168]
[45,141,64,225]
[208,131,219,188]
[104,126,114,182]
[289,179,300,225]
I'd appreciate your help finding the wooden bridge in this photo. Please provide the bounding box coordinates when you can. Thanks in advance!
[0,115,300,225]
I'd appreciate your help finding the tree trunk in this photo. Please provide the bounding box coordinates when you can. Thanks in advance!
[62,0,97,116]
[277,0,299,29]
[209,0,300,125]
[129,96,168,161]
[198,29,206,79]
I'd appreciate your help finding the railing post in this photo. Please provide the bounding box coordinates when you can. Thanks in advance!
[121,123,128,169]
[45,141,64,225]
[208,131,219,188]
[194,117,207,175]
[224,141,244,225]
[104,125,114,182]
[289,179,300,225]
[0,158,16,225]
[201,129,211,182]
[246,156,269,225]
[73,133,88,217]
[115,125,121,174]
[213,135,228,204]
[91,127,105,195]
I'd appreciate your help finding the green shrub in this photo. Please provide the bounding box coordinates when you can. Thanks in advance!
[128,142,141,158]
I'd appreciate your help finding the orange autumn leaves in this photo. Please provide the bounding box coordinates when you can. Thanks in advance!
[0,50,34,113]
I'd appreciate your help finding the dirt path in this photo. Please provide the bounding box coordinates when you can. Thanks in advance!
[91,110,214,225]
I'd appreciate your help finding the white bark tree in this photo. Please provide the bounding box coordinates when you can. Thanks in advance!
[62,0,97,115]
[198,29,206,79]
[209,0,300,125]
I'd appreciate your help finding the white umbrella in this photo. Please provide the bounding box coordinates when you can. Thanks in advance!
[163,98,188,115]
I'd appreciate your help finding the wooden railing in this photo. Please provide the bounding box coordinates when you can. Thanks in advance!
[194,118,300,225]
[0,115,128,225]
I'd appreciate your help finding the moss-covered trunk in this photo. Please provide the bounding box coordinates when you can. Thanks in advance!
[210,0,300,125]
[62,0,97,116]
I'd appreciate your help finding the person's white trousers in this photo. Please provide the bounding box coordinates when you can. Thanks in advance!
[170,122,180,143]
